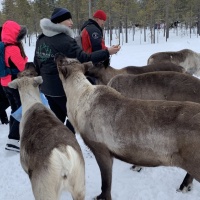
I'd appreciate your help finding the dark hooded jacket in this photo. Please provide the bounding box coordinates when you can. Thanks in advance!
[0,20,28,87]
[81,19,107,53]
[34,18,110,97]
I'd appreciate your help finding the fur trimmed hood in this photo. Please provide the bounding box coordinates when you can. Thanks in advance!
[17,26,27,42]
[40,18,73,37]
[1,20,27,44]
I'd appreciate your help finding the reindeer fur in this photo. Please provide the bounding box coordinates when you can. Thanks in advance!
[108,71,200,190]
[85,61,187,85]
[108,71,200,102]
[147,49,200,76]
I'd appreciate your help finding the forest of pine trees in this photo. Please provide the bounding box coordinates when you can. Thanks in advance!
[0,0,200,43]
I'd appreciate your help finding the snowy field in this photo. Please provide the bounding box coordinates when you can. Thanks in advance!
[1,27,200,200]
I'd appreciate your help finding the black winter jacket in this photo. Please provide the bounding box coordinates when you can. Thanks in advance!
[34,18,109,97]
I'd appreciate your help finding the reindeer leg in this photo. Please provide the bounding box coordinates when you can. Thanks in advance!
[89,142,113,200]
[177,173,193,192]
[30,169,60,200]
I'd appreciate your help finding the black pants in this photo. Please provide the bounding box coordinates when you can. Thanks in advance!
[0,85,9,124]
[0,109,8,124]
[45,95,75,134]
[2,86,21,140]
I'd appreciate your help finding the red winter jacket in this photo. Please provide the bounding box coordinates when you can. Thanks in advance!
[81,19,107,53]
[0,21,28,86]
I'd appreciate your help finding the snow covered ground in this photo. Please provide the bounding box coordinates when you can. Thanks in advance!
[1,27,200,200]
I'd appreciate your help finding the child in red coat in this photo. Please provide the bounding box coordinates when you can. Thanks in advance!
[1,20,28,152]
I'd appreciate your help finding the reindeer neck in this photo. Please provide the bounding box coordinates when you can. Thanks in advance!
[103,66,121,85]
[62,71,92,100]
[19,88,42,116]
[117,68,127,75]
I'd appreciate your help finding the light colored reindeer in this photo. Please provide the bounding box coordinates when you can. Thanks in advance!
[8,69,85,200]
[56,54,200,200]
[147,49,200,76]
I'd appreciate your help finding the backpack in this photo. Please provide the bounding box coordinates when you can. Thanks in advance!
[0,42,19,77]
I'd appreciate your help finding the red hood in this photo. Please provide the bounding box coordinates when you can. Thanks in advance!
[2,20,21,44]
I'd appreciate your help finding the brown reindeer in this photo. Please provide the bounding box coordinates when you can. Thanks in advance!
[147,49,200,76]
[108,71,200,102]
[86,59,198,191]
[8,69,85,200]
[85,60,187,85]
[108,71,200,190]
[55,54,200,200]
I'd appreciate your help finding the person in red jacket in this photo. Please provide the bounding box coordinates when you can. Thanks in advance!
[1,20,28,152]
[81,10,107,53]
[81,10,120,84]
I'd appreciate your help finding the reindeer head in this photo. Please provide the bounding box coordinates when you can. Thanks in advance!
[85,58,110,80]
[95,58,110,69]
[55,53,93,80]
[8,76,43,90]
[18,62,38,78]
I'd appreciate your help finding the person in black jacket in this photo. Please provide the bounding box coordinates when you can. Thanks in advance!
[34,7,120,134]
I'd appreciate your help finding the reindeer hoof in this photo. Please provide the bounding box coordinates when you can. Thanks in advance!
[176,184,192,193]
[130,165,142,172]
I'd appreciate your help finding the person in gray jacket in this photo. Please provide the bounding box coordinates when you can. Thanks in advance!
[34,7,120,133]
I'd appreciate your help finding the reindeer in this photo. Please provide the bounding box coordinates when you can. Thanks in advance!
[108,71,200,187]
[108,71,200,102]
[147,49,200,76]
[87,60,199,191]
[85,60,187,85]
[55,54,200,200]
[86,62,200,188]
[8,69,85,200]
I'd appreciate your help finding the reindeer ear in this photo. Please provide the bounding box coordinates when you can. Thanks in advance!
[25,62,36,70]
[58,65,69,79]
[33,76,43,87]
[8,79,19,89]
[103,58,110,69]
[83,61,93,72]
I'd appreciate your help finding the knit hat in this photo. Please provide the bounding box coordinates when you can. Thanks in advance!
[51,8,72,24]
[93,10,107,21]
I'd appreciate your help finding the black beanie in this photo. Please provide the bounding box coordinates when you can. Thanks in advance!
[51,8,72,24]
